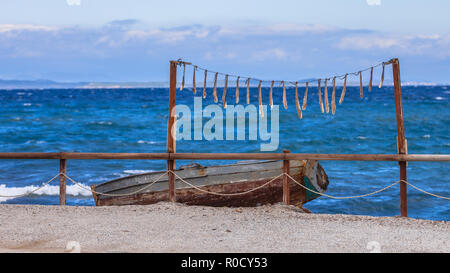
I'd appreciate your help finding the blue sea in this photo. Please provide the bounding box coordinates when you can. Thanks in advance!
[0,85,448,220]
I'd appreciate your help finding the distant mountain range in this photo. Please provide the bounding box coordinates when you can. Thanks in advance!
[0,79,170,89]
[0,78,442,90]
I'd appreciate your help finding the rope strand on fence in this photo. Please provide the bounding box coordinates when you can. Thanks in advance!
[1,172,448,201]
[61,172,168,197]
[0,173,61,198]
[62,174,450,201]
[285,173,450,200]
[285,173,401,199]
[402,180,450,200]
[168,170,284,196]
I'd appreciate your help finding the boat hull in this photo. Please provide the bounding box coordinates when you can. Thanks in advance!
[91,160,329,207]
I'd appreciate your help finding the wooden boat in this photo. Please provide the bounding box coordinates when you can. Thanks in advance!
[91,160,329,207]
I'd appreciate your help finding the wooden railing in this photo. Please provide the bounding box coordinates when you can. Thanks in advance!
[0,151,448,217]
[0,152,449,161]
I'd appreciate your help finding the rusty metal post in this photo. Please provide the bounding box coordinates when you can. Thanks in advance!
[283,150,290,205]
[59,159,67,205]
[167,61,177,202]
[392,58,407,217]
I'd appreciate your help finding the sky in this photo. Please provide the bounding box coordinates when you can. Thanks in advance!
[0,0,449,83]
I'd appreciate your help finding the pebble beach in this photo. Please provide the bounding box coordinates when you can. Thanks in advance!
[0,202,448,253]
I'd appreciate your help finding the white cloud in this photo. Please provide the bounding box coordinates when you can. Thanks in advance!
[124,25,218,44]
[366,0,381,6]
[0,22,448,82]
[67,0,81,6]
[338,36,404,50]
[1,22,448,58]
[267,24,336,33]
[0,24,56,33]
[336,34,450,57]
[218,24,335,36]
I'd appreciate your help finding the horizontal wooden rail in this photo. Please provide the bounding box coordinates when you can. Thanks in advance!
[0,152,449,161]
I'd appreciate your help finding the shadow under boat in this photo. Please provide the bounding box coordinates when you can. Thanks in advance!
[91,160,329,207]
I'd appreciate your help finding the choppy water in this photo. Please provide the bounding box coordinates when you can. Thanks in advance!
[0,86,448,220]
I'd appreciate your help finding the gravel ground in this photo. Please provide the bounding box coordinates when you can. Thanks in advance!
[0,202,448,253]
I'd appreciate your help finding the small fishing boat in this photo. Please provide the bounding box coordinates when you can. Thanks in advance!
[91,160,329,207]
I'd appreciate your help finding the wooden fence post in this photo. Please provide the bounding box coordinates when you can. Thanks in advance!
[167,61,177,202]
[283,150,290,205]
[392,58,407,217]
[59,159,67,205]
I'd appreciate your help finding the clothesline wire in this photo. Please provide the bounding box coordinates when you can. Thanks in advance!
[176,59,392,87]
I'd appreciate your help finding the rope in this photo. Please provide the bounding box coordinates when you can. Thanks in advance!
[285,173,401,199]
[1,171,448,201]
[168,170,284,196]
[285,173,450,200]
[177,59,392,87]
[286,173,398,199]
[402,180,450,200]
[61,172,168,197]
[0,173,62,198]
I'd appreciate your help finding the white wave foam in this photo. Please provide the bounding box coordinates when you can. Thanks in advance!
[87,176,110,182]
[23,103,32,106]
[98,121,112,125]
[422,134,431,138]
[435,96,444,100]
[357,136,367,140]
[112,172,127,178]
[137,140,157,144]
[0,183,92,202]
[25,140,46,144]
[123,170,152,174]
[89,121,113,125]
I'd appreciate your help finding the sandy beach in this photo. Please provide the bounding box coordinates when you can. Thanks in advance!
[0,202,448,253]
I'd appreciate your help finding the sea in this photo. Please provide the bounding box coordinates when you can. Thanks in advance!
[0,85,448,220]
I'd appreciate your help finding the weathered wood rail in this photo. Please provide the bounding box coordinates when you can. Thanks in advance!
[0,151,448,216]
[0,152,448,161]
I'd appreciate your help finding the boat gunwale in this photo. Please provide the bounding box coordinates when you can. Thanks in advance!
[96,166,304,197]
[93,160,304,194]
[94,160,281,188]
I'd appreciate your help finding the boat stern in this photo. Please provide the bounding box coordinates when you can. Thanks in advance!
[303,160,329,202]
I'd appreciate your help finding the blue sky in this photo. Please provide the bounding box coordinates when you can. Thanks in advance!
[0,0,449,83]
